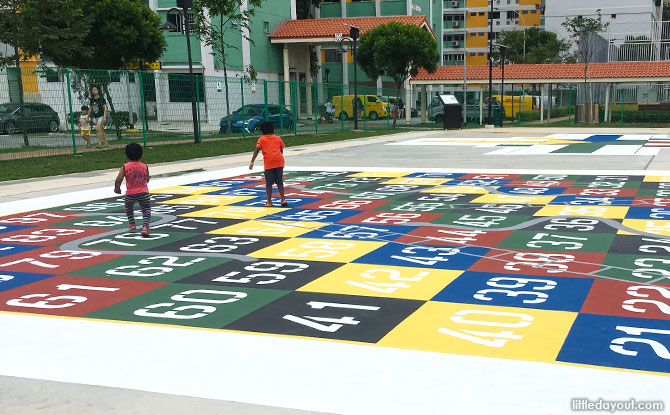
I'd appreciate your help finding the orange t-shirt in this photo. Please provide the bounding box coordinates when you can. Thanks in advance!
[256,134,285,170]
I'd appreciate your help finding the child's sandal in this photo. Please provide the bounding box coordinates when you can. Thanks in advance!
[264,202,273,207]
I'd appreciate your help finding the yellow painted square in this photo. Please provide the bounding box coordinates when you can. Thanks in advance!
[422,186,490,194]
[533,205,628,219]
[162,194,254,206]
[381,178,450,186]
[471,194,555,205]
[151,186,221,195]
[347,171,410,178]
[298,263,462,300]
[208,220,326,238]
[379,302,577,363]
[181,206,286,220]
[619,219,670,236]
[643,175,670,183]
[249,238,386,263]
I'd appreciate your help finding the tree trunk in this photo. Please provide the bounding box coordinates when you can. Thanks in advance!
[11,3,29,147]
[583,63,589,123]
[393,85,402,128]
[220,23,232,133]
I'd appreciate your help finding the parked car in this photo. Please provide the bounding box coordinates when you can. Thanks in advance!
[0,102,60,135]
[219,104,294,133]
[331,94,389,120]
[430,97,506,123]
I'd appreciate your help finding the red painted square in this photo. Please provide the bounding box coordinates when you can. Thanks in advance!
[340,211,444,226]
[281,188,342,199]
[562,188,638,197]
[240,181,314,189]
[299,198,391,211]
[395,226,512,248]
[632,197,670,207]
[0,247,120,274]
[468,249,606,278]
[0,275,166,317]
[507,180,576,188]
[0,211,77,226]
[580,279,670,320]
[459,173,524,181]
[0,227,110,246]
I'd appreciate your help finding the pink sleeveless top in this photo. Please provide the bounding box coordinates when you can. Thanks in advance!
[124,161,149,195]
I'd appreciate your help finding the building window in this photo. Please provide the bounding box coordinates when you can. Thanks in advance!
[43,68,61,83]
[167,12,195,33]
[168,73,205,102]
[323,49,342,63]
[264,21,270,33]
[611,14,617,19]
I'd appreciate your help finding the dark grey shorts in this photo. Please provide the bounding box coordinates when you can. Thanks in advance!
[264,167,284,186]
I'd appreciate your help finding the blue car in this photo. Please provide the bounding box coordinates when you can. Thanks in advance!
[219,104,294,133]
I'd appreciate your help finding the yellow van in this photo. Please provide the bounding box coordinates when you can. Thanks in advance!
[492,94,534,116]
[331,94,389,120]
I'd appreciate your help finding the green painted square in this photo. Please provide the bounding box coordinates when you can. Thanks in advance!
[330,191,408,201]
[68,255,232,283]
[45,200,127,213]
[633,189,670,197]
[371,200,455,213]
[304,182,376,192]
[553,144,606,154]
[431,213,532,229]
[78,231,199,251]
[57,214,162,229]
[598,253,670,283]
[495,230,615,253]
[86,283,289,329]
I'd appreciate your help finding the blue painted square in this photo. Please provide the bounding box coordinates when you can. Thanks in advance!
[584,135,623,142]
[0,244,43,258]
[550,195,634,206]
[301,223,417,242]
[205,188,268,197]
[354,242,489,270]
[497,186,566,196]
[431,271,593,312]
[186,179,257,187]
[557,313,670,373]
[228,196,320,208]
[405,172,466,179]
[0,224,33,235]
[262,208,362,223]
[0,271,55,292]
[625,207,670,220]
[443,179,512,187]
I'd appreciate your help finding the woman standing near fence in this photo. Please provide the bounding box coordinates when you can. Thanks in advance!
[90,86,108,147]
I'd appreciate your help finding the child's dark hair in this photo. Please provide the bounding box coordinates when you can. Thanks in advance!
[125,143,143,161]
[81,105,89,111]
[259,121,274,135]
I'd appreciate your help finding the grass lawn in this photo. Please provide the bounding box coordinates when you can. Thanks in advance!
[0,129,400,182]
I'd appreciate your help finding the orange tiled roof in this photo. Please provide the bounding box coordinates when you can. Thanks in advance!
[412,61,670,81]
[270,15,432,40]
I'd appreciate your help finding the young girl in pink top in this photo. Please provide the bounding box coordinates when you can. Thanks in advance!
[114,143,151,236]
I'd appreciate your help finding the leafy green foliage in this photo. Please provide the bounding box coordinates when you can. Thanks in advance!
[562,10,609,67]
[494,27,575,64]
[357,22,439,89]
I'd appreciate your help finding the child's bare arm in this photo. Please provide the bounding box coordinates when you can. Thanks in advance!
[249,147,261,170]
[114,166,125,194]
[146,166,150,183]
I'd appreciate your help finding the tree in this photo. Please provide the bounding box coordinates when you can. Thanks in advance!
[494,27,574,64]
[0,0,92,146]
[562,10,608,123]
[192,0,263,133]
[357,22,439,127]
[56,0,166,139]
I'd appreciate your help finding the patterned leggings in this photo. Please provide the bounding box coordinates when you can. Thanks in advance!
[125,192,151,227]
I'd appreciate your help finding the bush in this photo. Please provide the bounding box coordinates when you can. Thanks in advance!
[68,111,139,129]
[514,106,570,122]
[610,110,670,124]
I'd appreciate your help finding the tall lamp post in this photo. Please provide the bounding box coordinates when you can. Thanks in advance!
[487,0,494,126]
[337,25,360,130]
[160,0,200,144]
[499,45,507,128]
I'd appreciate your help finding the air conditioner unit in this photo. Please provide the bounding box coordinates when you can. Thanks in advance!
[506,19,513,25]
[515,19,519,24]
[453,41,460,47]
[451,1,459,7]
[453,21,460,27]
[496,20,500,25]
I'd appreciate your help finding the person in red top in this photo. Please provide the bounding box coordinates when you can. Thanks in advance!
[114,143,151,237]
[249,121,288,207]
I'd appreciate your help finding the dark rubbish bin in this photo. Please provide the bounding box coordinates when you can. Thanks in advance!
[438,94,462,130]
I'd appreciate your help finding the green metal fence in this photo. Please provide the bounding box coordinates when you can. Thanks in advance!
[0,66,402,159]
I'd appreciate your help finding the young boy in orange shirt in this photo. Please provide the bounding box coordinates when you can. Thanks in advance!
[249,121,288,207]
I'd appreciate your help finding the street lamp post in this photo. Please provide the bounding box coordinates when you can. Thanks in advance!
[160,0,200,144]
[337,25,361,130]
[488,0,493,126]
[499,45,507,128]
